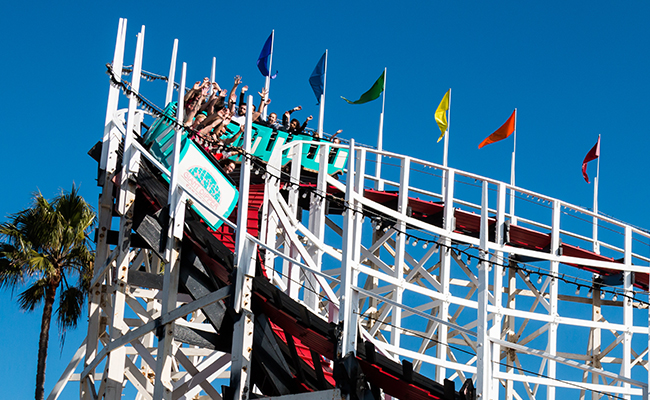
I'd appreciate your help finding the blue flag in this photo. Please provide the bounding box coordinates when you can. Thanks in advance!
[309,52,326,103]
[257,32,277,79]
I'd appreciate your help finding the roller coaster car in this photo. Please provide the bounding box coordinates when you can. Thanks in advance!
[142,102,238,231]
[226,122,349,176]
[143,102,349,228]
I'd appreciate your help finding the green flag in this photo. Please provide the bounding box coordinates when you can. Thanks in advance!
[341,71,385,104]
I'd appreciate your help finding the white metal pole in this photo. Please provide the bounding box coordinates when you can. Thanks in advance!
[375,68,386,191]
[211,57,216,86]
[593,135,600,254]
[165,39,178,107]
[262,30,274,120]
[510,108,518,225]
[317,49,328,137]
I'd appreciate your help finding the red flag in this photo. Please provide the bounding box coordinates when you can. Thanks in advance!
[582,136,600,183]
[478,110,516,149]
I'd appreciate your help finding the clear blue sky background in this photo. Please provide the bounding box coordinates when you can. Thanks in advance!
[1,1,649,399]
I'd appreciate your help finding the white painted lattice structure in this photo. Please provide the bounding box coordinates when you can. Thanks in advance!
[48,19,650,400]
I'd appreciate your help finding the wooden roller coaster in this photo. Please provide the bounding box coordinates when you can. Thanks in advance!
[47,19,650,400]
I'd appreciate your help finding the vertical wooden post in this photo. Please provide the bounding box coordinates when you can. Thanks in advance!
[548,200,561,400]
[230,94,257,400]
[436,169,454,382]
[153,61,187,400]
[105,24,145,400]
[476,180,491,400]
[84,17,126,400]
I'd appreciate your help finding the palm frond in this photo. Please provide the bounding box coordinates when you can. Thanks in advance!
[17,278,48,312]
[0,250,27,290]
[56,286,85,332]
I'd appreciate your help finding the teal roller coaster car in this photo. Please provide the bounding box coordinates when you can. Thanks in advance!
[143,102,349,227]
[143,102,238,230]
[147,102,349,172]
[226,120,349,175]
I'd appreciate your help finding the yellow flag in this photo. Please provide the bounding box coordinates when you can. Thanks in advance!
[435,90,450,142]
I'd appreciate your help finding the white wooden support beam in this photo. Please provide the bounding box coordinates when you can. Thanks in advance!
[509,185,517,226]
[47,340,86,400]
[489,182,506,400]
[173,350,225,400]
[230,95,257,400]
[305,142,329,311]
[587,282,602,400]
[165,39,178,107]
[120,24,144,187]
[261,137,285,280]
[230,240,257,400]
[234,94,255,312]
[476,180,491,400]
[100,18,127,174]
[548,200,561,400]
[623,225,633,400]
[105,25,145,400]
[173,352,230,400]
[392,156,409,349]
[436,169,454,382]
[285,142,303,298]
[351,148,366,344]
[153,61,187,400]
[339,140,358,357]
[81,287,231,380]
[86,19,127,399]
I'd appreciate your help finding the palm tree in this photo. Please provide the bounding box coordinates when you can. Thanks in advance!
[0,186,95,400]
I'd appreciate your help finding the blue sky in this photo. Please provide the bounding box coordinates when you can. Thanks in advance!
[1,1,649,398]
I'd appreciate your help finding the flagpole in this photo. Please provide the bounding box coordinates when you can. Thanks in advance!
[263,30,274,120]
[375,67,387,191]
[510,108,518,225]
[317,49,328,137]
[593,134,601,254]
[210,57,216,96]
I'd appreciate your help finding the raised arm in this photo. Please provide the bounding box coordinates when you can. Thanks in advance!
[184,80,202,102]
[251,88,270,122]
[298,115,313,134]
[185,79,211,125]
[200,82,222,114]
[197,108,232,137]
[282,105,302,128]
[238,85,249,108]
[228,75,242,113]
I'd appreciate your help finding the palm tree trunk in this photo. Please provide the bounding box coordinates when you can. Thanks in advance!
[35,281,58,400]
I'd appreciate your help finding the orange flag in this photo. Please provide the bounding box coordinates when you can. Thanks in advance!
[478,110,516,149]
